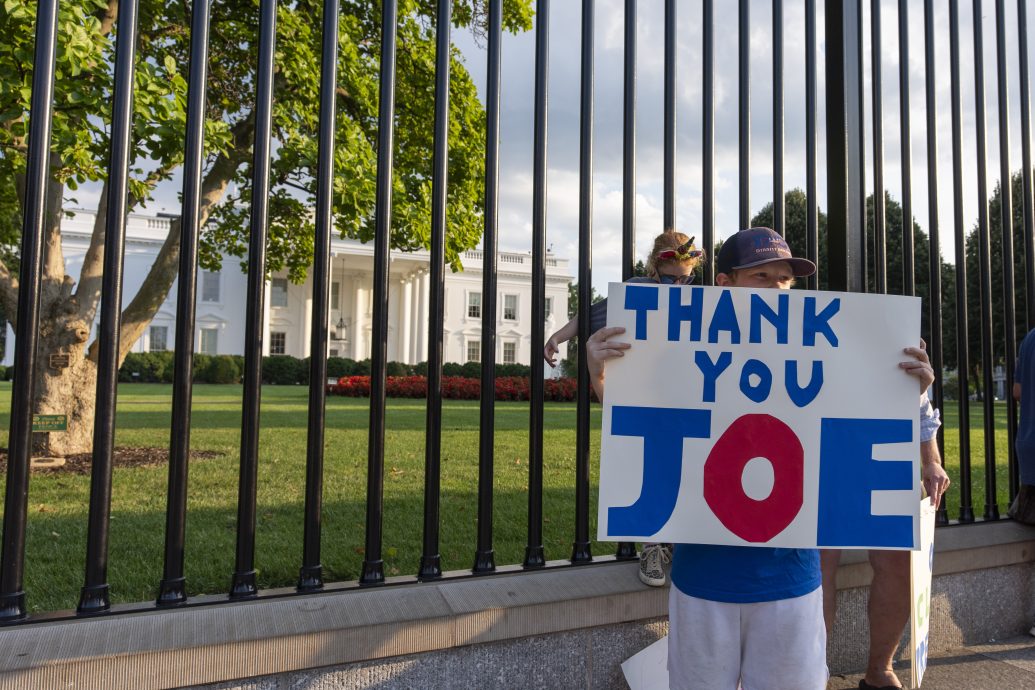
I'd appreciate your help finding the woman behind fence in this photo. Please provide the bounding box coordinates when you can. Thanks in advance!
[542,229,703,588]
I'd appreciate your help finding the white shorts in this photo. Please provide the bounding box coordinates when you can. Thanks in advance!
[667,587,827,690]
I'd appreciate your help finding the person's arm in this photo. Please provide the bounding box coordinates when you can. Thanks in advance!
[585,326,630,400]
[544,317,578,366]
[1015,382,1023,401]
[921,439,950,508]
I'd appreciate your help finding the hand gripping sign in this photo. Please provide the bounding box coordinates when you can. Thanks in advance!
[597,283,923,550]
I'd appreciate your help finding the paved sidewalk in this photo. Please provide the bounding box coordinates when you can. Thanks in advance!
[827,635,1035,689]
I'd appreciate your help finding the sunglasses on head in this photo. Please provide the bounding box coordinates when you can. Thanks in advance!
[655,236,703,262]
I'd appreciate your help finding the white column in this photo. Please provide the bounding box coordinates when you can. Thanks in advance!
[418,269,431,362]
[400,275,413,364]
[352,274,364,360]
[302,287,313,357]
[262,279,272,356]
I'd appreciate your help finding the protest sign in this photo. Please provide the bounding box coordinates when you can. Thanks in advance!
[597,283,922,549]
[910,498,937,688]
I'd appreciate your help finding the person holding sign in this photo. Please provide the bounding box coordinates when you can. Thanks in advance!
[586,227,938,690]
[544,229,704,587]
[820,366,947,690]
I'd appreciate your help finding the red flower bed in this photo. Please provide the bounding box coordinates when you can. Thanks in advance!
[326,375,594,402]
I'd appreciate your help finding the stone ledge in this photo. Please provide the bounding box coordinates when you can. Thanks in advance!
[1,520,1032,690]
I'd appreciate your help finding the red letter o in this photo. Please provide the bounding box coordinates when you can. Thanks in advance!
[703,414,804,542]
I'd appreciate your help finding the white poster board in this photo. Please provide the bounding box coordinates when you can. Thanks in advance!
[910,498,937,688]
[597,283,922,549]
[621,636,669,690]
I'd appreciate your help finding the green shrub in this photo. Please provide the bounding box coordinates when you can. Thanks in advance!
[202,355,241,384]
[262,355,305,385]
[327,357,351,378]
[119,351,176,383]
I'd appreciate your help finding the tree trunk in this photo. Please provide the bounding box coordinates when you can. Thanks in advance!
[30,314,95,457]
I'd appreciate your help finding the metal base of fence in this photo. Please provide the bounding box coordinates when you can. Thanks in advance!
[157,577,187,606]
[0,591,26,623]
[418,555,441,581]
[229,570,257,599]
[472,550,495,574]
[570,541,592,563]
[297,565,323,592]
[77,584,110,615]
[359,559,384,585]
[614,542,638,560]
[523,547,545,568]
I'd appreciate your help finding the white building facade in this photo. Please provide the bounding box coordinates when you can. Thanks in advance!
[2,210,572,374]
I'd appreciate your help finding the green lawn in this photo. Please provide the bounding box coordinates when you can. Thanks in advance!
[0,383,1015,614]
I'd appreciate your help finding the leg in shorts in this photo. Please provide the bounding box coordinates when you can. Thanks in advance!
[668,586,827,690]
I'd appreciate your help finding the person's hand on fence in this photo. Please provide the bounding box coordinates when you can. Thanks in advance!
[899,339,935,393]
[544,337,559,367]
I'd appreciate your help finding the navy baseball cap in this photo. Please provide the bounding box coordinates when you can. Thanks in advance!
[716,227,817,277]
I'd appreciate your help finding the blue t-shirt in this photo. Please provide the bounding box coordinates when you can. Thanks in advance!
[1017,328,1035,484]
[670,544,821,603]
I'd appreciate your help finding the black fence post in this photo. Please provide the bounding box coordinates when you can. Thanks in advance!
[158,0,212,608]
[298,0,342,593]
[923,0,948,525]
[524,0,549,570]
[949,0,975,523]
[474,0,503,576]
[573,0,594,565]
[78,0,142,616]
[825,0,865,293]
[419,0,452,582]
[971,0,1000,522]
[361,0,399,586]
[231,0,279,599]
[0,0,60,624]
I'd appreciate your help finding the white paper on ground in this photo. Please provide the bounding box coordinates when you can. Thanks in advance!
[621,635,669,690]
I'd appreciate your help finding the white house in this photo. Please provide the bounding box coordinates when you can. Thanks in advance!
[2,209,572,375]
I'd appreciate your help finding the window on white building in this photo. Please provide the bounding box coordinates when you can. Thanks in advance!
[503,294,518,321]
[502,341,517,364]
[468,292,481,319]
[270,331,286,355]
[545,297,553,319]
[331,281,340,311]
[149,325,168,352]
[201,271,220,302]
[467,340,481,363]
[271,278,289,308]
[200,327,219,354]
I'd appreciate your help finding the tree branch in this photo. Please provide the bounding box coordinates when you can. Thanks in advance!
[76,163,177,323]
[0,258,20,330]
[74,177,109,324]
[112,136,251,363]
[99,0,119,37]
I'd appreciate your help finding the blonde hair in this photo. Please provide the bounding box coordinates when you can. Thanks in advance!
[645,230,704,277]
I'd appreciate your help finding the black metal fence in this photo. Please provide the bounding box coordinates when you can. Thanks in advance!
[1,0,1033,624]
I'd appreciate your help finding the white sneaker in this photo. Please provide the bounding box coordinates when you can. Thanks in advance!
[1029,623,1035,638]
[638,544,672,587]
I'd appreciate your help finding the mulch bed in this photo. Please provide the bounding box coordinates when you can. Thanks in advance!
[0,447,224,475]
